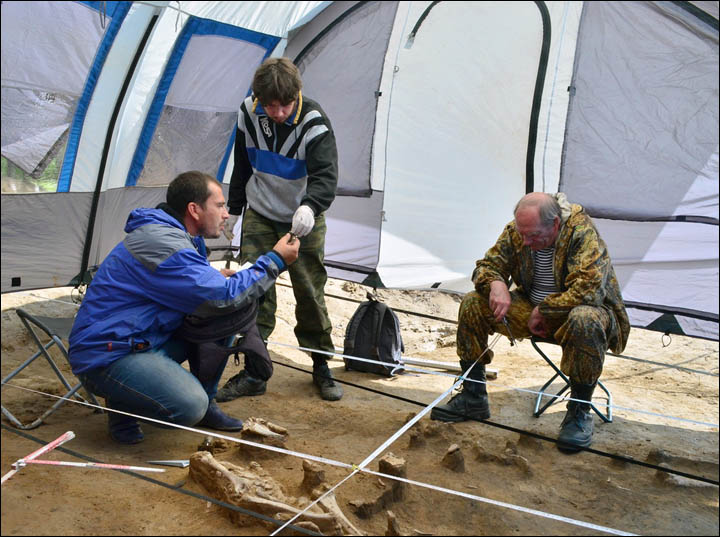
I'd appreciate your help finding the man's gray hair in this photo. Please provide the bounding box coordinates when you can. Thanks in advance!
[514,193,561,228]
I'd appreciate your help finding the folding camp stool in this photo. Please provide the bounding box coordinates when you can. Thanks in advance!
[530,336,612,423]
[1,308,101,430]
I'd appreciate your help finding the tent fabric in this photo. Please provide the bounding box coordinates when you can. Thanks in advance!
[1,1,718,340]
[1,1,128,186]
[1,191,94,291]
[375,1,549,290]
[128,17,280,187]
[560,1,719,336]
[561,1,719,221]
[287,0,399,196]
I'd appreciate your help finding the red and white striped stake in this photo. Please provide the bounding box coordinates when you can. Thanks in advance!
[16,459,165,473]
[2,430,76,484]
[2,430,165,484]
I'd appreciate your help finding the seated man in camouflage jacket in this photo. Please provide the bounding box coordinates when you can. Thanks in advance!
[431,192,630,452]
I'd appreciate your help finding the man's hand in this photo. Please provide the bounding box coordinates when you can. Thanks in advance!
[528,306,549,338]
[290,205,315,237]
[273,233,300,265]
[219,268,236,278]
[489,280,511,322]
[223,214,240,241]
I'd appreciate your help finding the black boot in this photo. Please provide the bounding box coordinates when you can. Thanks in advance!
[431,360,490,422]
[216,370,267,402]
[312,355,343,401]
[557,381,596,453]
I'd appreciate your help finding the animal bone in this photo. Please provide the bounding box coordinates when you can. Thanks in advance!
[189,451,363,535]
[441,444,465,472]
[301,458,326,492]
[241,417,288,447]
[316,490,365,536]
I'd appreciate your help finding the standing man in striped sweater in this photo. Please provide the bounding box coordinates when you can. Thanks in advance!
[218,57,342,402]
[431,192,630,452]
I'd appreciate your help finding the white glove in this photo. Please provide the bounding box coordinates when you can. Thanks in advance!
[290,205,315,237]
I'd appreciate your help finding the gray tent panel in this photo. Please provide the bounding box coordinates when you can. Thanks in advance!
[560,1,719,339]
[561,1,719,221]
[594,218,718,335]
[1,192,93,292]
[89,186,170,268]
[325,191,384,281]
[287,0,399,196]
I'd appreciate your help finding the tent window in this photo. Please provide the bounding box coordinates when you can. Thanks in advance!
[1,90,73,193]
[134,31,272,187]
[138,107,237,186]
[1,2,111,193]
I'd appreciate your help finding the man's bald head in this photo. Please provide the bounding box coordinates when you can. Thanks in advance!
[514,192,561,228]
[513,192,562,250]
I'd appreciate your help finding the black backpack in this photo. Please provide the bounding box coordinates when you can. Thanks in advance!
[343,293,404,376]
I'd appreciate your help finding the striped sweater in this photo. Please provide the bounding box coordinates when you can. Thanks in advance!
[228,94,338,222]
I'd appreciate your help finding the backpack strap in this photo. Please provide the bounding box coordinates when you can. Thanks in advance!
[370,301,389,359]
[344,301,371,356]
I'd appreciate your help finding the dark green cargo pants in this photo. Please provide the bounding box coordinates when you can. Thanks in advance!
[240,208,334,355]
[457,289,613,384]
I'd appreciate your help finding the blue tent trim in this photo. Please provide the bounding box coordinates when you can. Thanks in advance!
[57,1,132,192]
[126,17,279,186]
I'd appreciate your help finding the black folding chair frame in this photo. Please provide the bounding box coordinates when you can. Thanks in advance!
[530,336,613,423]
[1,308,101,430]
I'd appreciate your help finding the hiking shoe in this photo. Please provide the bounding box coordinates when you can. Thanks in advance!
[197,400,244,432]
[216,370,267,402]
[108,412,144,444]
[430,391,490,422]
[313,363,343,401]
[557,403,593,453]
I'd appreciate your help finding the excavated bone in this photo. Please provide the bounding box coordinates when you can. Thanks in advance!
[241,417,288,447]
[317,491,365,536]
[197,435,232,455]
[301,459,326,492]
[441,444,465,472]
[300,459,364,535]
[385,510,403,536]
[189,451,363,535]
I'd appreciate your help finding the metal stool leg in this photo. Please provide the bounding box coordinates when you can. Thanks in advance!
[531,337,612,423]
[2,309,102,430]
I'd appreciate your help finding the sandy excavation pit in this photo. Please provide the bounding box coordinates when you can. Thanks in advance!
[1,276,718,535]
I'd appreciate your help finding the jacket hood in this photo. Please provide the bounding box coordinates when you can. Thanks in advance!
[555,192,573,224]
[124,207,185,234]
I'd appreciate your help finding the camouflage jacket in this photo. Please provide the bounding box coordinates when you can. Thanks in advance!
[472,194,630,353]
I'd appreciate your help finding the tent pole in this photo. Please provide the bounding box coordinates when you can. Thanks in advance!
[78,15,159,284]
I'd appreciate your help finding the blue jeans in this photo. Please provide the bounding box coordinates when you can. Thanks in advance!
[79,338,228,426]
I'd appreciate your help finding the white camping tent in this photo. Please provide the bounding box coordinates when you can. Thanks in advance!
[2,1,718,340]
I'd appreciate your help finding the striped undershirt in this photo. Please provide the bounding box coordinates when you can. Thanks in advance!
[529,247,558,305]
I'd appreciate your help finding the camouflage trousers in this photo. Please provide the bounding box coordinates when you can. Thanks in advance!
[240,208,334,355]
[457,289,613,384]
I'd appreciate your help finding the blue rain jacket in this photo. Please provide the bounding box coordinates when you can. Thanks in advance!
[68,207,284,374]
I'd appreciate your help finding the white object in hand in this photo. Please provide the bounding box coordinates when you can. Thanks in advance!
[290,205,315,237]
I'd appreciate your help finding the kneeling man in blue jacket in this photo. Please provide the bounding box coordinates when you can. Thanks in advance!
[69,171,299,444]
